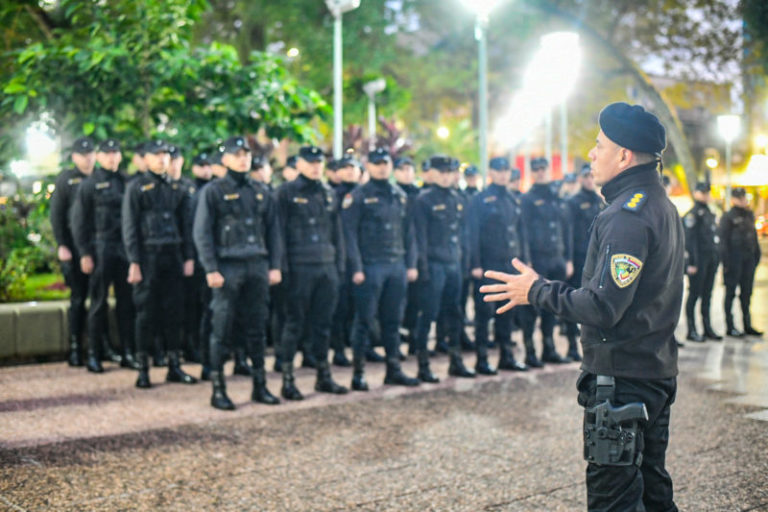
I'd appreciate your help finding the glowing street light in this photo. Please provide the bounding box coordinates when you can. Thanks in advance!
[363,78,386,150]
[717,114,740,207]
[754,133,768,154]
[705,157,718,170]
[437,126,450,140]
[286,47,300,58]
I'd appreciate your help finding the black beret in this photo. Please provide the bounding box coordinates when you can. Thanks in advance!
[428,155,459,173]
[145,139,169,154]
[510,168,521,180]
[220,136,250,154]
[463,165,479,176]
[368,147,391,164]
[99,138,121,152]
[731,187,746,199]
[394,157,413,169]
[168,144,182,159]
[489,157,510,171]
[286,155,298,168]
[694,182,711,193]
[193,152,211,166]
[298,146,325,162]
[598,102,666,155]
[72,137,95,154]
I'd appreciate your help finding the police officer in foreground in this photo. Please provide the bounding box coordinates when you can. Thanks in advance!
[394,157,421,354]
[276,146,348,399]
[413,155,475,381]
[719,187,763,337]
[71,138,137,372]
[194,136,282,410]
[468,156,529,374]
[482,102,682,511]
[563,164,606,360]
[51,137,96,367]
[683,182,722,341]
[342,148,420,391]
[122,139,198,388]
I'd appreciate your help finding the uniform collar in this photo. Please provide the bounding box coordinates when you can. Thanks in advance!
[600,162,660,204]
[487,183,508,195]
[226,168,248,186]
[297,174,322,190]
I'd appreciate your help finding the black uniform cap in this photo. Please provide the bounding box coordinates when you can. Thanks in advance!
[298,146,325,163]
[489,157,510,171]
[428,155,459,173]
[598,102,666,156]
[694,182,711,193]
[338,156,357,168]
[220,136,250,154]
[731,187,746,199]
[72,137,96,154]
[193,152,211,166]
[464,165,479,176]
[98,138,121,152]
[579,163,592,176]
[133,142,147,156]
[168,144,183,159]
[510,168,521,180]
[144,139,169,154]
[368,147,391,164]
[563,173,577,184]
[210,149,223,166]
[251,155,266,171]
[394,157,413,169]
[530,157,548,170]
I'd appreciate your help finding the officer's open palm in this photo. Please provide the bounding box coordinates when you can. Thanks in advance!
[207,271,225,288]
[352,272,365,285]
[127,263,142,284]
[268,269,282,286]
[480,258,540,314]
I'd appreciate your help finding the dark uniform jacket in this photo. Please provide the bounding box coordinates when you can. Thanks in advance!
[683,200,719,268]
[396,182,420,198]
[50,167,88,251]
[275,174,345,271]
[341,178,417,273]
[719,205,761,270]
[521,183,573,262]
[121,171,194,264]
[566,188,605,261]
[70,166,127,259]
[193,171,282,274]
[467,183,529,271]
[528,163,684,379]
[414,184,465,275]
[333,181,356,210]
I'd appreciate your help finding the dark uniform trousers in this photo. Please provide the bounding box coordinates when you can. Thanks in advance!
[577,372,678,512]
[88,244,134,354]
[473,261,517,358]
[133,247,184,355]
[520,253,567,339]
[415,261,462,353]
[351,261,407,359]
[209,258,269,371]
[686,254,718,323]
[281,263,339,364]
[724,257,757,326]
[60,256,89,342]
[331,269,354,352]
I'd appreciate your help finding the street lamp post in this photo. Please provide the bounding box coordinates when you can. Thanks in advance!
[717,114,740,208]
[363,78,386,150]
[326,0,361,159]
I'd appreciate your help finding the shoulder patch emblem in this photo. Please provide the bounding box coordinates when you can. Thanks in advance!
[610,253,643,288]
[483,195,497,203]
[95,182,111,190]
[622,191,646,212]
[293,197,308,204]
[364,197,379,204]
[67,177,82,185]
[534,199,545,207]
[140,183,155,192]
[224,193,240,201]
[342,194,353,209]
[684,213,696,228]
[433,204,446,211]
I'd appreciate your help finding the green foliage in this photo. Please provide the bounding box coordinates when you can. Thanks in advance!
[0,248,29,302]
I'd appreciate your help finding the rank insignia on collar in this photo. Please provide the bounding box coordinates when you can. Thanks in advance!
[96,182,111,189]
[622,191,646,212]
[293,197,308,204]
[342,194,353,209]
[610,253,643,288]
[224,193,240,200]
[140,183,155,192]
[483,196,497,203]
[364,197,379,204]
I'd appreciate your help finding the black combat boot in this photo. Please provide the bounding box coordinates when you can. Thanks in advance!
[365,348,386,363]
[233,347,252,376]
[210,370,235,410]
[448,352,476,378]
[273,354,283,373]
[68,335,84,367]
[102,336,122,363]
[541,336,571,364]
[725,311,744,337]
[135,352,151,389]
[281,362,304,401]
[523,335,544,368]
[497,341,528,371]
[702,318,723,341]
[120,349,141,369]
[86,346,105,373]
[315,360,349,394]
[475,356,498,376]
[566,334,582,362]
[417,351,440,383]
[332,349,352,367]
[384,358,420,386]
[686,318,705,342]
[200,365,211,381]
[460,330,476,352]
[251,368,279,405]
[166,352,198,384]
[351,355,369,392]
[743,313,763,336]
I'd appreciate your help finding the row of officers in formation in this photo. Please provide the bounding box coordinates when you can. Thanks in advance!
[50,135,762,410]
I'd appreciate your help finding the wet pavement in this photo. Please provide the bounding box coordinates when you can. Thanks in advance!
[0,261,767,511]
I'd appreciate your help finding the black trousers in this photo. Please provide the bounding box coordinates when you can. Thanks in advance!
[473,261,517,358]
[686,255,718,327]
[330,270,354,353]
[87,245,134,355]
[520,255,566,339]
[577,372,678,512]
[281,263,339,365]
[61,256,89,340]
[209,259,269,371]
[133,247,184,355]
[415,261,462,353]
[402,280,419,333]
[724,258,758,328]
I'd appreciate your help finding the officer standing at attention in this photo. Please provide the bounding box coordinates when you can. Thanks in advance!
[194,136,282,410]
[281,155,299,183]
[51,137,96,367]
[563,164,606,360]
[719,187,763,337]
[394,157,421,354]
[468,156,529,374]
[482,102,682,512]
[683,182,722,342]
[71,138,137,372]
[508,167,522,199]
[342,148,421,391]
[518,157,573,367]
[413,156,475,381]
[276,146,348,399]
[122,139,198,388]
[130,143,148,178]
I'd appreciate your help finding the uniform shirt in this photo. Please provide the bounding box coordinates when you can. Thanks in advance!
[521,183,573,262]
[528,163,684,379]
[193,170,281,273]
[683,200,719,268]
[70,166,127,258]
[566,188,605,260]
[719,205,761,268]
[341,178,416,273]
[467,183,529,271]
[275,174,344,271]
[396,182,420,198]
[121,171,194,264]
[50,167,88,250]
[414,184,465,273]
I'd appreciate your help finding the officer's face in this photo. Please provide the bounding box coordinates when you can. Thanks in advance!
[394,164,415,184]
[211,164,228,178]
[192,164,212,181]
[489,169,510,187]
[282,166,299,182]
[433,170,454,188]
[732,196,748,208]
[531,166,547,184]
[588,130,626,186]
[96,151,122,172]
[693,190,710,204]
[509,179,520,191]
[132,154,147,172]
[145,151,170,174]
[297,158,324,180]
[465,175,479,188]
[255,162,273,183]
[336,164,359,183]
[367,160,392,180]
[222,149,251,173]
[72,151,96,175]
[579,173,595,191]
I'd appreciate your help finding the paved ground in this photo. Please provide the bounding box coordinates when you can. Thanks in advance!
[1,260,767,511]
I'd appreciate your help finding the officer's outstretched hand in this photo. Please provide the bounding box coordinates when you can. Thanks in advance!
[352,272,365,285]
[127,263,143,284]
[480,258,540,315]
[268,269,282,286]
[406,268,418,282]
[183,259,194,277]
[206,271,225,288]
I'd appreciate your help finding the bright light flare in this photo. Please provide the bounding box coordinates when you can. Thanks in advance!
[26,125,57,157]
[457,0,506,21]
[717,115,741,143]
[705,157,718,169]
[437,126,450,139]
[287,47,300,58]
